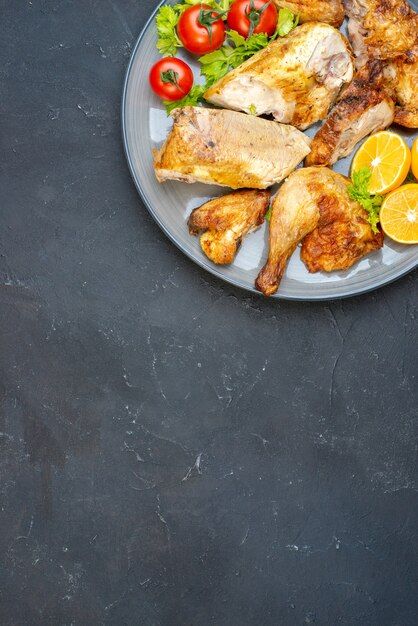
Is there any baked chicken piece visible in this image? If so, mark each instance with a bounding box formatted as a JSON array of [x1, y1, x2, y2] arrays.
[[256, 167, 384, 296], [153, 107, 311, 190], [256, 169, 322, 296], [344, 0, 418, 128], [343, 0, 418, 128], [204, 23, 353, 130], [343, 0, 418, 69], [188, 190, 270, 264], [301, 173, 384, 273], [273, 0, 345, 27], [306, 61, 394, 166], [384, 58, 418, 128]]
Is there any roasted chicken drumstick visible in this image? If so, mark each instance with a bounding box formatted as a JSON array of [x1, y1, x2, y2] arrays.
[[256, 169, 322, 296]]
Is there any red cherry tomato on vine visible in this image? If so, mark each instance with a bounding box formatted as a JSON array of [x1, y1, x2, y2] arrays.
[[149, 57, 194, 101], [227, 0, 278, 38], [177, 4, 226, 55]]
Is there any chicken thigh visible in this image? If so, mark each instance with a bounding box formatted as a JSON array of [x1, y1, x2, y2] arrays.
[[301, 174, 384, 273], [204, 22, 353, 131], [256, 167, 384, 296]]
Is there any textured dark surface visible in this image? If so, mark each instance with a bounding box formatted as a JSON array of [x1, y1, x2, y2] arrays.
[[1, 1, 418, 624]]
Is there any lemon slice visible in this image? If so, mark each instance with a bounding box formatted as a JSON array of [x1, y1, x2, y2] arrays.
[[351, 131, 411, 195], [379, 184, 418, 244]]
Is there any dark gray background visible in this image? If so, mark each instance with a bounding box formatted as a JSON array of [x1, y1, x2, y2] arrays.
[[1, 1, 417, 624]]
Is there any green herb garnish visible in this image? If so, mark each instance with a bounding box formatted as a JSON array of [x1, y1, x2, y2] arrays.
[[199, 30, 270, 86], [348, 168, 383, 234], [156, 5, 183, 56], [275, 7, 299, 37], [174, 0, 233, 15], [248, 103, 257, 115], [163, 84, 207, 114]]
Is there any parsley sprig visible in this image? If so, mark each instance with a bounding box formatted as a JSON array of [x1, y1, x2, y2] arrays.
[[156, 6, 183, 56], [348, 168, 383, 234], [199, 29, 270, 84], [163, 84, 207, 114], [174, 0, 233, 14], [275, 7, 299, 36]]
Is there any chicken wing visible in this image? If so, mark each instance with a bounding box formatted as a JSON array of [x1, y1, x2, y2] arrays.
[[204, 23, 353, 130], [256, 167, 384, 296], [153, 107, 311, 190], [188, 190, 270, 264], [273, 0, 345, 28], [306, 61, 394, 166], [343, 0, 418, 68]]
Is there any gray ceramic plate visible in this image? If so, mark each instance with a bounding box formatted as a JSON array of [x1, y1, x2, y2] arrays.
[[122, 0, 418, 300]]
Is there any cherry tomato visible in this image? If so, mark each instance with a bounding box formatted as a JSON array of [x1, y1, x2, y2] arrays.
[[149, 57, 194, 101], [177, 4, 226, 55], [227, 0, 278, 38]]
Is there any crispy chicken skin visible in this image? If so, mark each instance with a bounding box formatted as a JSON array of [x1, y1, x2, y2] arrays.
[[343, 0, 418, 127], [343, 0, 418, 68], [306, 61, 394, 166], [204, 23, 353, 130], [301, 172, 384, 273], [273, 0, 345, 27], [384, 58, 418, 128], [256, 168, 384, 296], [188, 190, 270, 264], [153, 107, 311, 190]]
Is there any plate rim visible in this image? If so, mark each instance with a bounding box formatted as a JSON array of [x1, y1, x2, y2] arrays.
[[121, 0, 418, 302]]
